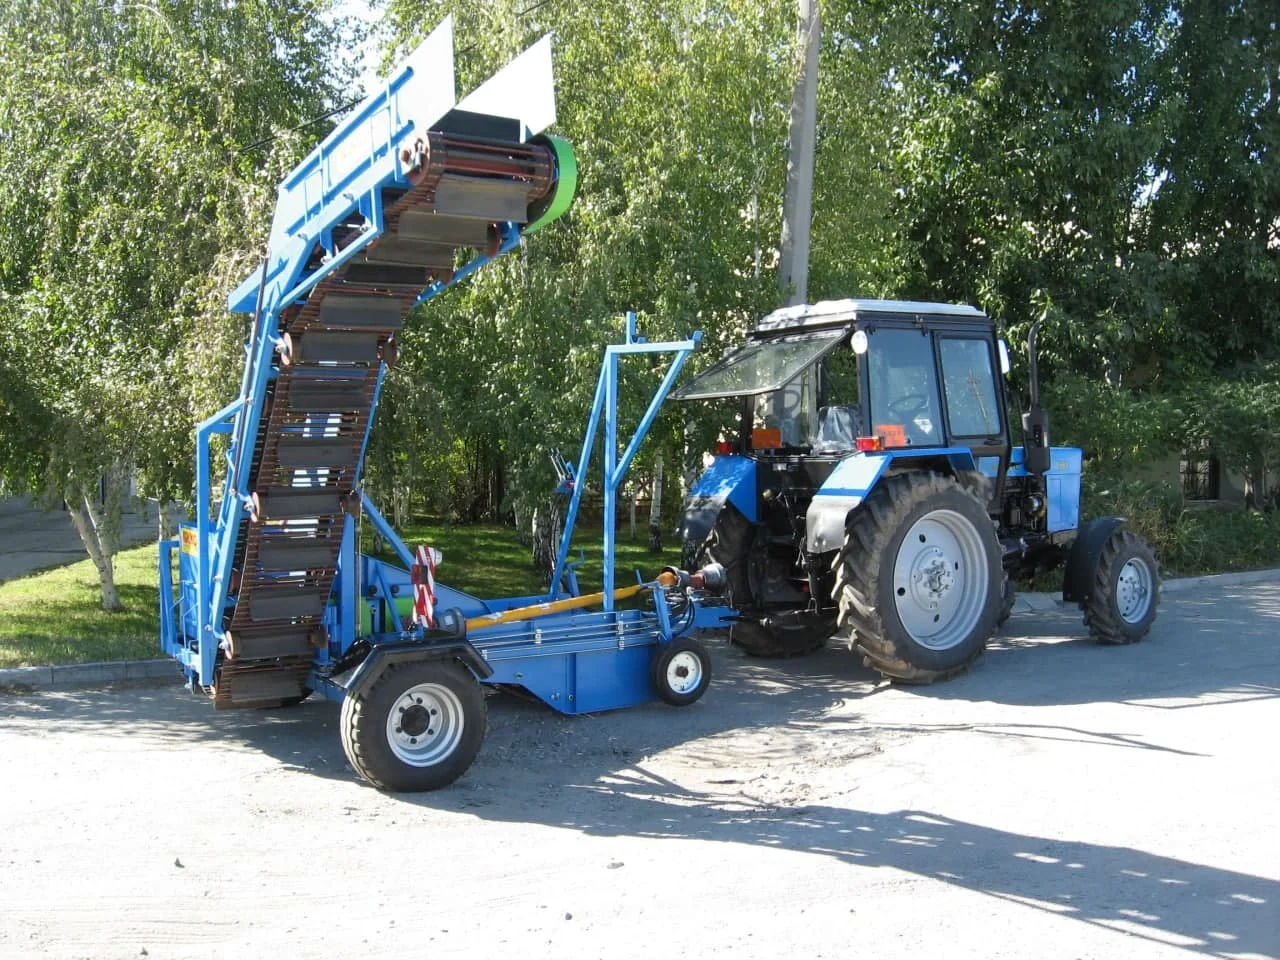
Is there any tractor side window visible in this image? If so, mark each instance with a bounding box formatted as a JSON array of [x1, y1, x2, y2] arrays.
[[821, 342, 860, 405], [939, 338, 1001, 437], [867, 329, 941, 446]]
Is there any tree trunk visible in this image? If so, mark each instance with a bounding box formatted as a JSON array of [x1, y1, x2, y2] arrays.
[[629, 483, 638, 540], [157, 499, 176, 541], [67, 483, 121, 611], [649, 454, 664, 553], [1244, 459, 1266, 511]]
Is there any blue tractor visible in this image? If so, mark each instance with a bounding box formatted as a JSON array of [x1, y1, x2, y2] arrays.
[[674, 299, 1159, 682]]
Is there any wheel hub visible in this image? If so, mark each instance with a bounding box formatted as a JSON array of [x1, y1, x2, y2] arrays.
[[1116, 557, 1153, 623], [892, 508, 989, 651], [665, 651, 703, 695], [909, 549, 955, 608], [386, 681, 464, 767], [398, 703, 432, 739]]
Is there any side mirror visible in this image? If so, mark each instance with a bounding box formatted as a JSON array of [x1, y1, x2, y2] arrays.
[[998, 339, 1011, 375]]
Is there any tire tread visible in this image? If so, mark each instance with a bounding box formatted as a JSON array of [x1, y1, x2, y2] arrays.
[[833, 472, 999, 683]]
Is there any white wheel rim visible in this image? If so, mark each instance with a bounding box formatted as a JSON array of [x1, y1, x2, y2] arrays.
[[664, 650, 704, 695], [385, 681, 465, 767], [892, 508, 989, 651], [1116, 557, 1153, 624]]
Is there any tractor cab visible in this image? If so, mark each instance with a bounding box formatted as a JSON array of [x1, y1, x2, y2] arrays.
[[673, 299, 1013, 505]]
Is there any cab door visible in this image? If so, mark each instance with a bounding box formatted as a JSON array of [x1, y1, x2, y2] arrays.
[[935, 334, 1010, 507]]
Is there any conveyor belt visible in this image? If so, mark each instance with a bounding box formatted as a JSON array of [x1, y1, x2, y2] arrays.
[[214, 132, 556, 708]]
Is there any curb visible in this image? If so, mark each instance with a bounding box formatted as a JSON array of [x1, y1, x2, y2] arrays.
[[2, 568, 1278, 695], [0, 658, 179, 693]]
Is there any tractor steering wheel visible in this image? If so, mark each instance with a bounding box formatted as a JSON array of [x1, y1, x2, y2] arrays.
[[887, 393, 929, 418]]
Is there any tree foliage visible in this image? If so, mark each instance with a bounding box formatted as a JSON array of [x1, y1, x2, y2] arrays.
[[370, 0, 801, 522], [0, 0, 349, 606], [4, 0, 1278, 607]]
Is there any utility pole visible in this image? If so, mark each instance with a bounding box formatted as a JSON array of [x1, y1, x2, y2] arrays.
[[778, 0, 821, 307]]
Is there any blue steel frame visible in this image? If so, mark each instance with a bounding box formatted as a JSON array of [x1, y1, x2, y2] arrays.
[[547, 312, 701, 602], [155, 18, 546, 687]]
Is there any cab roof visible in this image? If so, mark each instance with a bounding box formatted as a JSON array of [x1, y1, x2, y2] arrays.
[[753, 298, 987, 334]]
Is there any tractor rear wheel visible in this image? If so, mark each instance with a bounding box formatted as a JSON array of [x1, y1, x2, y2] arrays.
[[1082, 529, 1159, 644], [834, 473, 1001, 683], [340, 659, 487, 791], [690, 504, 832, 658]]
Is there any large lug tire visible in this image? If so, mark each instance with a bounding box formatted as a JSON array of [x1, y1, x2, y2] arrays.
[[340, 659, 487, 792], [651, 638, 712, 706], [689, 503, 832, 658], [996, 578, 1015, 629], [1082, 529, 1159, 644], [833, 473, 1002, 683]]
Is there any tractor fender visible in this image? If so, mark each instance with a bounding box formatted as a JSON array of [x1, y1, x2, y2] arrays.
[[344, 638, 494, 701], [806, 453, 891, 553], [677, 455, 757, 547], [1061, 516, 1127, 603], [806, 449, 979, 554]]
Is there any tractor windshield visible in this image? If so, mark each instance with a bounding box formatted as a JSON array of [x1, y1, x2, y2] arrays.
[[671, 331, 842, 400]]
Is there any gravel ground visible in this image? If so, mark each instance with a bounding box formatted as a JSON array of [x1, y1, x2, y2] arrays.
[[1, 581, 1277, 960]]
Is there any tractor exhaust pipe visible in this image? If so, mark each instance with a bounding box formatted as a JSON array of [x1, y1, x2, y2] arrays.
[[1021, 321, 1051, 477]]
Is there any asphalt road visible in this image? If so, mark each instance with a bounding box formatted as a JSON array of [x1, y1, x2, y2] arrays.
[[0, 497, 158, 584], [1, 581, 1277, 960]]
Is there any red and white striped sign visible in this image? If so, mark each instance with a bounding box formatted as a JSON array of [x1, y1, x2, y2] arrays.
[[411, 545, 441, 629]]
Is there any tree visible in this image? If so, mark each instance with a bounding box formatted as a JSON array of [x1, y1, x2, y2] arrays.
[[0, 0, 350, 607], [864, 0, 1278, 470], [373, 0, 800, 522]]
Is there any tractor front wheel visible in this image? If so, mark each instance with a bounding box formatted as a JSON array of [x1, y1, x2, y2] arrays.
[[834, 473, 1002, 683], [1082, 529, 1159, 644], [691, 504, 832, 658], [340, 659, 487, 792]]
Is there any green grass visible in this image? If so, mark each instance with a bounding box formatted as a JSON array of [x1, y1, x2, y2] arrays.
[[0, 545, 162, 668], [0, 524, 682, 668], [368, 522, 682, 598]]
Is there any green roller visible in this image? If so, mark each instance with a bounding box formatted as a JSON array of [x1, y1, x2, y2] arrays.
[[525, 133, 578, 234], [360, 596, 416, 636]]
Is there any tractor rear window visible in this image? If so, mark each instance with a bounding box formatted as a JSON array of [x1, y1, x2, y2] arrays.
[[672, 331, 842, 400]]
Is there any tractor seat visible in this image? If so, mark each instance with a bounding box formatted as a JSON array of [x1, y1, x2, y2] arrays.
[[814, 405, 863, 453]]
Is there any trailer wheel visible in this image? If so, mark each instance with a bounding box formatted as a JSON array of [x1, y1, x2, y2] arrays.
[[834, 473, 1001, 683], [1082, 529, 1158, 644], [651, 639, 711, 706], [692, 504, 831, 658], [340, 659, 486, 792]]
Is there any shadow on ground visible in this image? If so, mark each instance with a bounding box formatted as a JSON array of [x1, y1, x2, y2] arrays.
[[4, 585, 1278, 956]]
